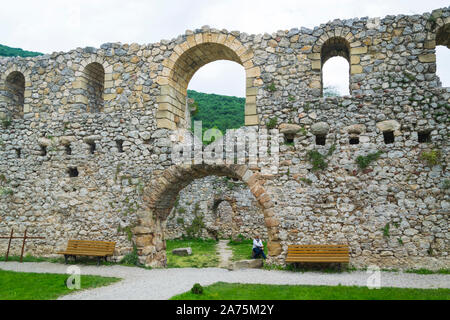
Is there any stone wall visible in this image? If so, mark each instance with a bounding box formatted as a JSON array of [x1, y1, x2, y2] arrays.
[[0, 7, 449, 269]]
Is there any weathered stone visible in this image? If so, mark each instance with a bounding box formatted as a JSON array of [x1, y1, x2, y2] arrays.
[[172, 247, 192, 256], [310, 122, 330, 135], [232, 259, 263, 270]]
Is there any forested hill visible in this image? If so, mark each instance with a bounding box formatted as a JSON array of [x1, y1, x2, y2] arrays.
[[188, 89, 245, 134], [0, 44, 43, 58]]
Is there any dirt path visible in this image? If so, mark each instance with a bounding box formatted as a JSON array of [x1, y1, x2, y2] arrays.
[[217, 239, 233, 269]]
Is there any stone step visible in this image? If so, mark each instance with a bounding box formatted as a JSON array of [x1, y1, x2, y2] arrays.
[[230, 259, 264, 270]]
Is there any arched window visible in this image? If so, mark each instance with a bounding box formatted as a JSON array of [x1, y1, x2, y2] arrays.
[[436, 24, 449, 87], [321, 37, 351, 96], [3, 71, 25, 118], [83, 62, 105, 112], [188, 60, 245, 140]]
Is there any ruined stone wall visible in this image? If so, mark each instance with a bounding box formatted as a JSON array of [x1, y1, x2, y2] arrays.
[[0, 8, 448, 269]]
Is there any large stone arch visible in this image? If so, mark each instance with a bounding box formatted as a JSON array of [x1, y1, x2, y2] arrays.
[[156, 32, 261, 130], [138, 164, 280, 267]]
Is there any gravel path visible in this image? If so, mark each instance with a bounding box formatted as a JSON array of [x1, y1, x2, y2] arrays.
[[217, 240, 232, 268], [1, 262, 449, 300]]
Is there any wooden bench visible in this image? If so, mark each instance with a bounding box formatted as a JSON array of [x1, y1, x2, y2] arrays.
[[286, 245, 349, 269], [57, 240, 116, 266]]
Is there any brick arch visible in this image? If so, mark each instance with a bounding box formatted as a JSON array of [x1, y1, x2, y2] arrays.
[[138, 164, 281, 267], [156, 32, 261, 130], [0, 66, 32, 117], [74, 57, 113, 112], [310, 30, 364, 95]]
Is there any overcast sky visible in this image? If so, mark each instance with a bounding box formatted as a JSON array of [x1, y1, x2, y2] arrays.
[[1, 0, 448, 96]]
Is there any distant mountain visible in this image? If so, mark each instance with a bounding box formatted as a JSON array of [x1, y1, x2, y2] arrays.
[[188, 89, 245, 137], [0, 44, 43, 58]]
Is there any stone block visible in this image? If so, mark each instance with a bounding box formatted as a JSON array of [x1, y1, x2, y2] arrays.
[[172, 247, 192, 256], [232, 259, 263, 270]]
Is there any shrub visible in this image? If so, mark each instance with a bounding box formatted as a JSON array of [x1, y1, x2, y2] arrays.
[[421, 149, 441, 166], [266, 82, 276, 92], [191, 283, 204, 295], [356, 151, 383, 170], [120, 244, 140, 266], [266, 117, 278, 130]]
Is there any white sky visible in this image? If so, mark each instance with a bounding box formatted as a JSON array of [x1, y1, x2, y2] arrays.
[[1, 0, 448, 96]]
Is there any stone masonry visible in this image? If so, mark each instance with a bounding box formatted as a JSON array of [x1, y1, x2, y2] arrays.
[[0, 8, 449, 269]]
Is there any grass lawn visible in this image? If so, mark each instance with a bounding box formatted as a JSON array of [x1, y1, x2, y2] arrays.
[[0, 269, 121, 300], [166, 238, 219, 268], [170, 282, 450, 300], [228, 239, 267, 261]]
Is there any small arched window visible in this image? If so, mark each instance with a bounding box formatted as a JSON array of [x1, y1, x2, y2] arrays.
[[83, 62, 105, 112], [436, 24, 449, 87], [321, 37, 351, 97], [3, 71, 25, 118]]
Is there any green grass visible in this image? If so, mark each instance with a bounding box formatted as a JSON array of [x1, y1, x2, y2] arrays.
[[228, 239, 267, 261], [166, 238, 219, 268], [170, 282, 450, 300], [0, 269, 120, 300]]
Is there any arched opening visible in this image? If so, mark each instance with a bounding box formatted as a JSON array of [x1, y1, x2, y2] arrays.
[[165, 175, 267, 242], [436, 24, 449, 87], [157, 35, 259, 130], [321, 37, 351, 97], [2, 71, 25, 118], [139, 164, 279, 267], [82, 62, 105, 112]]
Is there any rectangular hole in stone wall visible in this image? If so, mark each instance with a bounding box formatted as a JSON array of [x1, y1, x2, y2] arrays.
[[283, 134, 294, 145], [65, 144, 72, 155], [315, 134, 326, 146], [349, 137, 360, 145], [383, 131, 394, 144], [15, 148, 21, 158], [418, 131, 431, 143], [40, 145, 47, 156], [116, 140, 124, 153], [68, 167, 79, 177], [87, 142, 96, 154]]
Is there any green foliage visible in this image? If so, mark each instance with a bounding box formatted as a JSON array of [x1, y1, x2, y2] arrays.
[[397, 238, 404, 245], [266, 82, 277, 92], [1, 117, 12, 129], [0, 44, 43, 58], [166, 238, 219, 268], [443, 179, 450, 190], [170, 282, 450, 300], [421, 149, 441, 166], [188, 90, 245, 138], [0, 269, 119, 300], [382, 223, 390, 238], [308, 145, 335, 172], [120, 243, 141, 266], [191, 283, 204, 295], [356, 151, 383, 170], [266, 117, 278, 129], [0, 188, 13, 196], [299, 177, 312, 185], [185, 204, 205, 238], [288, 95, 295, 101], [176, 217, 185, 225]]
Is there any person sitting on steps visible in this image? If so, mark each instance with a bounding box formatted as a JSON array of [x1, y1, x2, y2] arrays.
[[252, 235, 266, 259]]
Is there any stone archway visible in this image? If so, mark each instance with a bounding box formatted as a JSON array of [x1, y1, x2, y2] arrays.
[[138, 164, 280, 267], [156, 32, 261, 130]]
